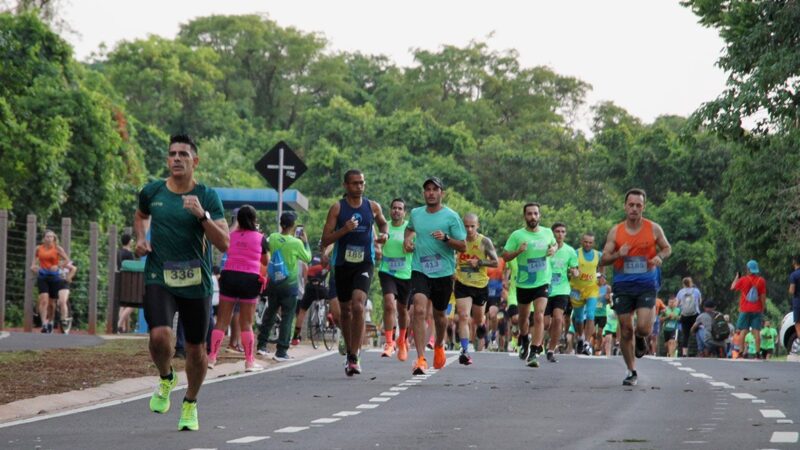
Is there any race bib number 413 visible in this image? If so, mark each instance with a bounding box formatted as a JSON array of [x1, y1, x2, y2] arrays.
[[164, 260, 202, 288]]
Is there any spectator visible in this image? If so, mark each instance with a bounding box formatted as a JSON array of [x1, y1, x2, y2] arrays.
[[30, 230, 70, 334], [731, 260, 767, 358], [677, 277, 702, 357], [759, 319, 777, 360], [650, 297, 666, 355], [788, 255, 800, 355], [691, 300, 726, 358], [724, 314, 735, 358], [117, 233, 137, 333], [661, 295, 680, 357]]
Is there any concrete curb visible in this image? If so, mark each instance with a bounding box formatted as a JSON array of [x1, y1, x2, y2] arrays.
[[0, 344, 331, 425]]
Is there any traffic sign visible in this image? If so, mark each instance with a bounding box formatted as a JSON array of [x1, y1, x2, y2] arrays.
[[254, 141, 307, 192]]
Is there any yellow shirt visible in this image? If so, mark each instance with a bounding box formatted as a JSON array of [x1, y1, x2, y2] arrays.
[[570, 248, 600, 299], [456, 234, 489, 288]]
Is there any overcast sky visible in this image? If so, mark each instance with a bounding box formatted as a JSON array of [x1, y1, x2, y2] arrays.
[[61, 0, 728, 129]]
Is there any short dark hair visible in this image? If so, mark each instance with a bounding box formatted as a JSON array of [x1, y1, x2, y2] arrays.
[[793, 255, 800, 266], [169, 134, 198, 154], [523, 202, 541, 214], [625, 188, 646, 203], [121, 233, 132, 246], [236, 205, 258, 232], [551, 222, 566, 231], [390, 198, 405, 208], [343, 169, 363, 183], [280, 212, 297, 229]]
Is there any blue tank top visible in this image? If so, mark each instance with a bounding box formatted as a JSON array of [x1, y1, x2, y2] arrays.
[[333, 197, 375, 267]]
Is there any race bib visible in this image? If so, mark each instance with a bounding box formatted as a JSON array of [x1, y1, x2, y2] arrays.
[[420, 255, 443, 274], [623, 256, 648, 274], [384, 257, 406, 271], [497, 311, 505, 320], [345, 245, 365, 264], [551, 273, 562, 285], [527, 257, 547, 274], [163, 260, 202, 288]]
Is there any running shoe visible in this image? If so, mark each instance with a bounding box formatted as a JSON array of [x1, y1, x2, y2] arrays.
[[381, 342, 395, 358], [519, 338, 530, 360], [61, 317, 72, 335], [350, 358, 362, 375], [634, 335, 648, 358], [433, 345, 446, 369], [207, 358, 216, 369], [526, 349, 540, 368], [46, 323, 53, 334], [245, 361, 265, 372], [256, 347, 270, 356], [178, 400, 199, 431], [546, 350, 557, 363], [397, 340, 408, 362], [345, 355, 360, 377], [149, 370, 177, 414], [41, 324, 48, 333], [583, 342, 593, 356], [291, 337, 300, 346], [623, 370, 638, 386], [412, 356, 428, 375], [338, 334, 346, 356], [459, 352, 473, 366], [272, 353, 294, 362]]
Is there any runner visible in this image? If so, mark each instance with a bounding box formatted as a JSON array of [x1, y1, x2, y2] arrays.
[[506, 257, 520, 352], [661, 295, 680, 358], [544, 222, 578, 363], [485, 256, 506, 350], [403, 177, 466, 375], [593, 273, 611, 353], [454, 213, 499, 365], [376, 198, 413, 360], [569, 232, 603, 356], [602, 303, 619, 356], [600, 188, 671, 386], [207, 205, 268, 372], [321, 170, 389, 376], [30, 230, 70, 334], [501, 202, 557, 368], [134, 134, 229, 431], [292, 255, 327, 346]]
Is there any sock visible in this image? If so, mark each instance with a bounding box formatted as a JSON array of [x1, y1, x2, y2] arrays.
[[491, 330, 496, 341], [384, 330, 394, 345], [209, 329, 225, 360], [460, 337, 470, 353], [398, 328, 407, 344], [160, 369, 174, 381], [183, 397, 197, 404], [241, 330, 254, 364]]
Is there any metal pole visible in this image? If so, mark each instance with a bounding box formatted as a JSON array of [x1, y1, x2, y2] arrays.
[[106, 225, 117, 334], [277, 146, 284, 228], [88, 222, 98, 335], [0, 211, 7, 331], [61, 217, 71, 258], [23, 214, 36, 332]]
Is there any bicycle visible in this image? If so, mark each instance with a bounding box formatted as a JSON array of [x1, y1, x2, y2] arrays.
[[308, 298, 339, 350]]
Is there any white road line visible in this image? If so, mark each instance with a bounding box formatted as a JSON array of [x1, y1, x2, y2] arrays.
[[398, 383, 415, 386], [731, 393, 757, 400], [761, 410, 786, 419], [390, 387, 408, 391], [332, 411, 361, 417], [752, 400, 766, 404], [310, 418, 341, 424], [690, 373, 712, 379], [227, 436, 270, 444], [275, 426, 309, 433], [356, 404, 380, 409], [380, 392, 400, 396], [678, 367, 695, 372], [777, 419, 794, 424], [770, 431, 799, 443], [0, 331, 9, 339], [404, 379, 423, 383], [709, 381, 735, 389], [369, 397, 390, 402]]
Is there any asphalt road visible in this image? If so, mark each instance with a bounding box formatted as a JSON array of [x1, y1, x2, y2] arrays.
[[0, 331, 104, 352], [1, 350, 798, 449]]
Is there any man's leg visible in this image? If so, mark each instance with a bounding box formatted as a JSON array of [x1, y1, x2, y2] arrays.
[[149, 326, 174, 377], [411, 294, 430, 359], [383, 292, 396, 352], [433, 309, 447, 347], [547, 308, 564, 352], [456, 297, 472, 353], [276, 292, 298, 356], [347, 290, 367, 356], [257, 295, 281, 350], [634, 306, 655, 356], [531, 297, 548, 348], [184, 342, 207, 400], [618, 312, 635, 370]]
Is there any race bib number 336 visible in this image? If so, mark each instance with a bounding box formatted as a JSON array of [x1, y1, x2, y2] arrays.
[[164, 260, 203, 288]]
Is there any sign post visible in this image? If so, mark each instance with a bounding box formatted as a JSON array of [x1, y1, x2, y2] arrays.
[[254, 141, 307, 226]]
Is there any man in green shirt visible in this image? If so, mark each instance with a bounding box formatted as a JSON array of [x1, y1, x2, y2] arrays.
[[759, 319, 777, 359], [544, 222, 579, 363], [134, 134, 229, 431], [257, 212, 312, 360], [502, 202, 557, 368]]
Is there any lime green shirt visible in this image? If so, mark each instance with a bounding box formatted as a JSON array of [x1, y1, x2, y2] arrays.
[[760, 327, 777, 350], [549, 243, 578, 296], [507, 258, 518, 306], [379, 221, 412, 280], [603, 304, 618, 333], [503, 227, 556, 289], [745, 333, 756, 354], [268, 232, 312, 286]]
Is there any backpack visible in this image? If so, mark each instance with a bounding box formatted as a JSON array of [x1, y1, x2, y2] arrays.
[[746, 285, 759, 303], [680, 289, 697, 316], [710, 312, 730, 341], [267, 249, 289, 285]]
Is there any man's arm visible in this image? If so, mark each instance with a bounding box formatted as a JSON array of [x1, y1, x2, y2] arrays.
[[321, 202, 354, 248], [475, 236, 499, 268], [371, 200, 389, 244], [134, 209, 152, 257], [203, 218, 230, 253], [651, 222, 672, 267], [789, 279, 796, 296], [600, 226, 618, 266]]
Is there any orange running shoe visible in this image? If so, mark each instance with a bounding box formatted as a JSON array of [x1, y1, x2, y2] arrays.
[[381, 342, 395, 358], [412, 356, 428, 375], [397, 340, 408, 362], [433, 345, 446, 369]]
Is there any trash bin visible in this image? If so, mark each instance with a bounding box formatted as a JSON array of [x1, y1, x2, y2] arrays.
[[115, 259, 148, 333]]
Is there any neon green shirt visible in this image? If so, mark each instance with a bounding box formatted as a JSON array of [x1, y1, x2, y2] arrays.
[[379, 221, 412, 280], [760, 327, 777, 350], [745, 333, 757, 354], [503, 227, 556, 289], [549, 243, 578, 296], [507, 258, 518, 306]]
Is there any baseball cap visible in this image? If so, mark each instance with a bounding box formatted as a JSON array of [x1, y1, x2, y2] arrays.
[[746, 259, 760, 274], [423, 177, 444, 190]]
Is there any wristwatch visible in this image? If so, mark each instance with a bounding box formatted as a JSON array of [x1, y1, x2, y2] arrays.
[[442, 234, 450, 243], [199, 210, 211, 223]]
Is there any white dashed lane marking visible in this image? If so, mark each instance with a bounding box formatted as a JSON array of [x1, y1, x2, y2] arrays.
[[690, 373, 712, 379], [678, 367, 695, 372], [770, 431, 799, 443], [310, 418, 341, 424], [777, 419, 794, 424], [369, 397, 390, 402], [731, 393, 757, 400], [333, 411, 361, 417], [227, 436, 270, 444], [761, 410, 786, 419], [275, 426, 309, 433], [380, 391, 400, 396], [356, 403, 380, 409]]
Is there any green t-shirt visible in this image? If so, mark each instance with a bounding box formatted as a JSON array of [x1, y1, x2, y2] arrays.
[[408, 206, 466, 278], [760, 327, 777, 350], [138, 180, 224, 299], [745, 333, 756, 354], [379, 221, 412, 280], [503, 227, 556, 289], [507, 258, 518, 306], [603, 304, 618, 332], [268, 232, 312, 286], [549, 243, 578, 296], [662, 306, 681, 331]]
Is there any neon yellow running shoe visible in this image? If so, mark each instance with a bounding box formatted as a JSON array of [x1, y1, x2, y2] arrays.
[[149, 370, 177, 413], [178, 400, 199, 431]]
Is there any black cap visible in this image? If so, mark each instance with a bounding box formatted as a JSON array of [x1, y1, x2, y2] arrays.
[[703, 299, 716, 309], [280, 212, 297, 228], [423, 177, 444, 190]]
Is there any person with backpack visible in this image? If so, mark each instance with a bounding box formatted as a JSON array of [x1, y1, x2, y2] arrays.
[[676, 277, 701, 357], [731, 260, 768, 358], [691, 300, 728, 357], [256, 212, 312, 361]]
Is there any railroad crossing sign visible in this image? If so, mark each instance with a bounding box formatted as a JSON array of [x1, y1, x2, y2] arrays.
[[254, 141, 307, 192]]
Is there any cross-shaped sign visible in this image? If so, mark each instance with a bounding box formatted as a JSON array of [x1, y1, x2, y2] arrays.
[[254, 141, 307, 192]]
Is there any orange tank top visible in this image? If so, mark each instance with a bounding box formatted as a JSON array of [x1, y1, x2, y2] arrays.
[[37, 244, 60, 269], [612, 219, 657, 273]]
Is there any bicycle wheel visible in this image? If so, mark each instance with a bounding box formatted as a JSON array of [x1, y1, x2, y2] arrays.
[[323, 324, 338, 351], [309, 302, 322, 349]]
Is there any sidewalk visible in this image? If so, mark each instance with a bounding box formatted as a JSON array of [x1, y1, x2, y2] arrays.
[[0, 339, 330, 425]]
